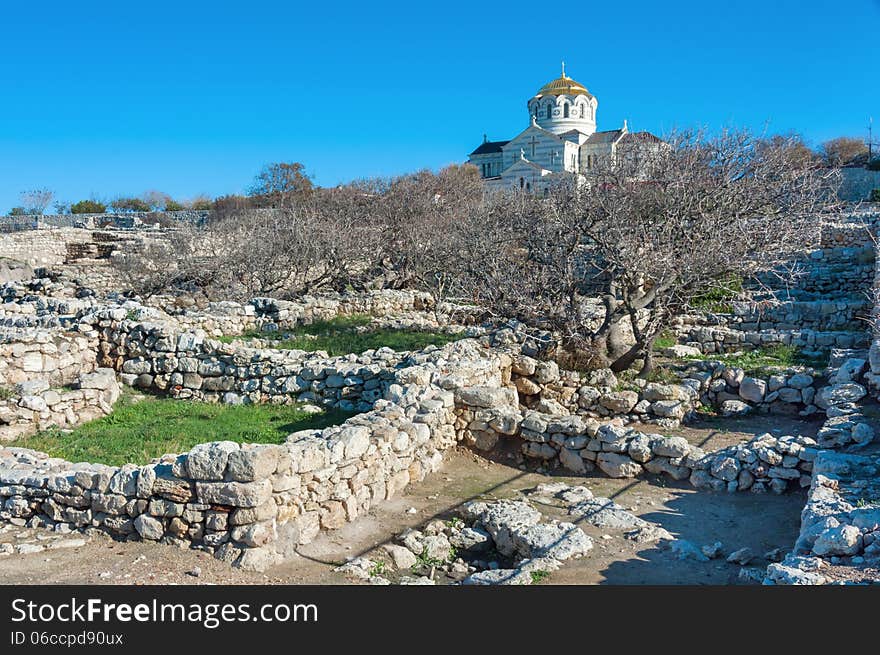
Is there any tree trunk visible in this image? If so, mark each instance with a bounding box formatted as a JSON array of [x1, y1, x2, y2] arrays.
[[638, 337, 656, 378], [608, 339, 646, 373], [606, 316, 634, 361]]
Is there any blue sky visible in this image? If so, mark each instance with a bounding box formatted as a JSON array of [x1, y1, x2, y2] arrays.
[[1, 0, 878, 213]]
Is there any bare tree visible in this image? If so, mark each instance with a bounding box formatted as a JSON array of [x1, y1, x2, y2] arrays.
[[20, 189, 55, 215], [141, 190, 173, 211], [115, 189, 382, 302], [248, 162, 313, 208], [362, 164, 483, 295], [458, 129, 837, 373]]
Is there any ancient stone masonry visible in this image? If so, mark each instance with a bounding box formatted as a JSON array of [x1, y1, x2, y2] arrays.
[[102, 316, 406, 412], [0, 210, 209, 234], [158, 290, 450, 339], [0, 340, 497, 572], [2, 213, 880, 581], [1, 277, 874, 575], [764, 451, 880, 584], [0, 370, 120, 441], [674, 209, 879, 356]]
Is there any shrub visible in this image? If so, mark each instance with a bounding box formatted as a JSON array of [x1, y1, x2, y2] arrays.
[[70, 199, 107, 214], [189, 195, 213, 210], [870, 189, 880, 203], [111, 197, 151, 212], [7, 207, 29, 216], [164, 199, 185, 211]]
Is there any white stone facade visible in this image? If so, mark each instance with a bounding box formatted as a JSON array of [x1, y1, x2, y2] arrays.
[[468, 66, 661, 193]]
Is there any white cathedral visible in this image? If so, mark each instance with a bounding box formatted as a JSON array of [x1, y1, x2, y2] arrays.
[[468, 64, 662, 193]]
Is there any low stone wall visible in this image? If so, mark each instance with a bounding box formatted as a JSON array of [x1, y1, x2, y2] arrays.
[[672, 210, 878, 355], [764, 451, 880, 584], [0, 341, 499, 571], [689, 362, 821, 417], [161, 290, 439, 338], [0, 330, 98, 389], [677, 324, 869, 355], [1, 275, 877, 578], [495, 351, 824, 424], [89, 310, 405, 413], [0, 211, 208, 233], [0, 369, 120, 441]]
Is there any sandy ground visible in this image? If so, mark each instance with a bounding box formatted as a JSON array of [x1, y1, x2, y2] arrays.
[[0, 414, 814, 586]]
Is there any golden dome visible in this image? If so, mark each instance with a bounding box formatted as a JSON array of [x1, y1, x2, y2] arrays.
[[535, 63, 592, 98]]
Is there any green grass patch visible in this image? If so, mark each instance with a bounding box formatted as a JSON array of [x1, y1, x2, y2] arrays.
[[0, 386, 14, 401], [688, 344, 828, 375], [220, 314, 461, 356], [691, 274, 743, 314], [652, 331, 678, 352], [8, 393, 354, 467], [530, 570, 551, 584]]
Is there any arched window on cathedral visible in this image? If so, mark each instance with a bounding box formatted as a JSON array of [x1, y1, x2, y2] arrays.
[[580, 104, 587, 118], [563, 103, 569, 118], [526, 182, 531, 192], [519, 177, 525, 189], [546, 104, 552, 119]]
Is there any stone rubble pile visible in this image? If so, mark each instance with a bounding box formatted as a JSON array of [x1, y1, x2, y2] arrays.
[[336, 494, 594, 586]]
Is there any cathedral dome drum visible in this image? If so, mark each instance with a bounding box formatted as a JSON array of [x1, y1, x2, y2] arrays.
[[528, 63, 597, 135]]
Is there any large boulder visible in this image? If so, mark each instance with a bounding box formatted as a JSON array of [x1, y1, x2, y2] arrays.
[[663, 345, 702, 358], [812, 524, 862, 557], [815, 383, 867, 409], [720, 400, 752, 417], [596, 452, 643, 478], [186, 441, 240, 480], [467, 500, 542, 557], [831, 358, 867, 385], [455, 386, 518, 409], [511, 522, 593, 560], [567, 497, 648, 529], [599, 391, 639, 414], [738, 377, 766, 403]]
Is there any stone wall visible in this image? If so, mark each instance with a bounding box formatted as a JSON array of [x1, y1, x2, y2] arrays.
[[95, 312, 405, 413], [676, 324, 869, 355], [161, 290, 438, 338], [838, 169, 880, 203], [0, 211, 208, 233], [764, 451, 880, 584], [0, 340, 499, 571], [0, 369, 120, 441], [673, 210, 878, 355], [0, 228, 96, 268], [1, 269, 877, 577], [0, 330, 98, 389]]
